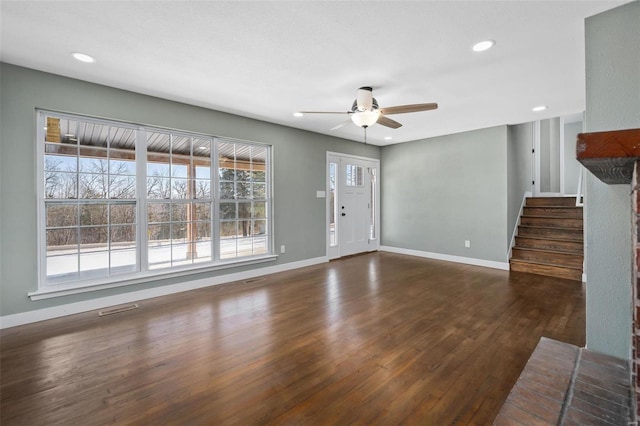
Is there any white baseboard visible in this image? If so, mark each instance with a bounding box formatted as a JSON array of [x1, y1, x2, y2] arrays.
[[0, 256, 328, 329], [380, 246, 509, 271]]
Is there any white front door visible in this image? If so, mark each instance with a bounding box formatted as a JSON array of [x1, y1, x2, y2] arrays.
[[327, 153, 379, 259]]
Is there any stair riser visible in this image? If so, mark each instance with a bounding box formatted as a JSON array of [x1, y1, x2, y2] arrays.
[[520, 217, 583, 229], [515, 237, 583, 253], [510, 260, 582, 281], [511, 248, 583, 268], [518, 226, 583, 241], [526, 197, 577, 207], [523, 207, 583, 218]]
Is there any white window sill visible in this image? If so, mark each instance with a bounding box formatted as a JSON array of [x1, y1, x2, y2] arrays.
[[28, 255, 278, 300]]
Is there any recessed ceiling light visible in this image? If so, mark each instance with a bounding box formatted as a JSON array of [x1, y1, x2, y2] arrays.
[[472, 40, 495, 52], [293, 112, 304, 117], [532, 105, 547, 112], [71, 52, 96, 63], [384, 136, 393, 140]]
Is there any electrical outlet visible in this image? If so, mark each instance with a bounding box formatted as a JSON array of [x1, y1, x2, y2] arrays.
[[280, 245, 286, 254], [465, 240, 471, 248]]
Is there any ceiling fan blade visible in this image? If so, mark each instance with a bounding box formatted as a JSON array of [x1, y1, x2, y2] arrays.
[[379, 103, 438, 115], [330, 120, 352, 131], [298, 111, 351, 115], [377, 115, 402, 129]]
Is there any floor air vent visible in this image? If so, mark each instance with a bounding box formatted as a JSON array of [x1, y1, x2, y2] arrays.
[[99, 304, 139, 316]]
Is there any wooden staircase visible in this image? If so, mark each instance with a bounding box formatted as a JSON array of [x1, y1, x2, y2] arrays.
[[510, 197, 584, 281]]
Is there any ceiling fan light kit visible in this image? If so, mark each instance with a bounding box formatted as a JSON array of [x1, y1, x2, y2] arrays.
[[300, 86, 438, 139], [351, 109, 380, 128]]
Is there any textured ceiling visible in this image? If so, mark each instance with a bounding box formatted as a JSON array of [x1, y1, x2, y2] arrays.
[[0, 1, 627, 146]]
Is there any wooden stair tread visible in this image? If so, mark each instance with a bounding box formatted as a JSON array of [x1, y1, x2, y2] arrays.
[[516, 235, 583, 244], [518, 225, 584, 238], [521, 215, 583, 219], [509, 258, 582, 271], [512, 246, 584, 256]]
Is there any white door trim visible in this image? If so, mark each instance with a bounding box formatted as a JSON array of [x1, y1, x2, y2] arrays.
[[326, 152, 380, 259]]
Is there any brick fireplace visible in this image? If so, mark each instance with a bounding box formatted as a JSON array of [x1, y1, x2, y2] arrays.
[[577, 128, 640, 418]]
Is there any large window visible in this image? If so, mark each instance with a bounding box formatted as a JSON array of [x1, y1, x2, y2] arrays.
[[38, 111, 272, 290]]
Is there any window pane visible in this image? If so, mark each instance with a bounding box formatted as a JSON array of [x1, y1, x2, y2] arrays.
[[110, 204, 136, 225], [194, 202, 211, 221], [171, 178, 188, 199], [79, 250, 109, 279], [45, 171, 77, 199], [47, 254, 78, 283], [45, 154, 77, 172], [79, 173, 108, 199], [171, 164, 188, 178], [148, 224, 171, 243], [171, 203, 188, 222], [253, 219, 267, 235], [220, 221, 237, 259], [195, 165, 210, 179], [110, 225, 136, 245], [47, 228, 78, 249], [47, 204, 78, 227], [171, 222, 188, 241], [79, 149, 108, 173], [109, 126, 136, 151], [193, 138, 211, 158], [219, 167, 235, 181], [195, 221, 211, 240], [110, 175, 136, 199], [148, 245, 171, 270], [220, 182, 234, 199], [110, 248, 136, 274], [148, 203, 170, 223], [80, 204, 108, 226], [148, 162, 170, 178], [80, 226, 108, 246], [194, 179, 210, 199], [220, 202, 236, 220], [236, 182, 250, 199], [238, 202, 251, 220], [147, 177, 171, 199], [109, 157, 136, 175], [253, 202, 266, 219], [172, 136, 191, 156], [78, 121, 108, 148], [253, 183, 266, 199]]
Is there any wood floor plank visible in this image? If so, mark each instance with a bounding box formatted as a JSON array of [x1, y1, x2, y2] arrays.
[[0, 252, 585, 425]]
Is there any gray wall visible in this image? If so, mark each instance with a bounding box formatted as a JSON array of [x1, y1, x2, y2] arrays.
[[539, 118, 561, 193], [0, 63, 380, 317], [380, 126, 508, 263], [507, 123, 533, 247], [584, 0, 640, 359], [563, 121, 583, 195]]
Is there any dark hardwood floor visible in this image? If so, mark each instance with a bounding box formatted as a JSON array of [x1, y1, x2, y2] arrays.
[[0, 252, 585, 425]]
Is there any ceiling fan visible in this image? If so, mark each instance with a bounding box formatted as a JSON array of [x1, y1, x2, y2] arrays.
[[299, 86, 438, 130]]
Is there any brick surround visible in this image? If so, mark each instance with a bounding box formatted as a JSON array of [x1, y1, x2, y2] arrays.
[[633, 161, 640, 419]]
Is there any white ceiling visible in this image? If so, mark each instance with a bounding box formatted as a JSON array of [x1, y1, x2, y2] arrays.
[[0, 1, 627, 146]]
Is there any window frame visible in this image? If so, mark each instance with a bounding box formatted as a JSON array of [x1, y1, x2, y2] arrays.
[[34, 110, 275, 299]]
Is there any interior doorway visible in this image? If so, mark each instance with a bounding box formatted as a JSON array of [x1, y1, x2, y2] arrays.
[[327, 152, 380, 259], [532, 114, 584, 197]]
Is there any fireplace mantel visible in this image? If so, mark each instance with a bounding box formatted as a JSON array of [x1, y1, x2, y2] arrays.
[[576, 129, 640, 184]]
